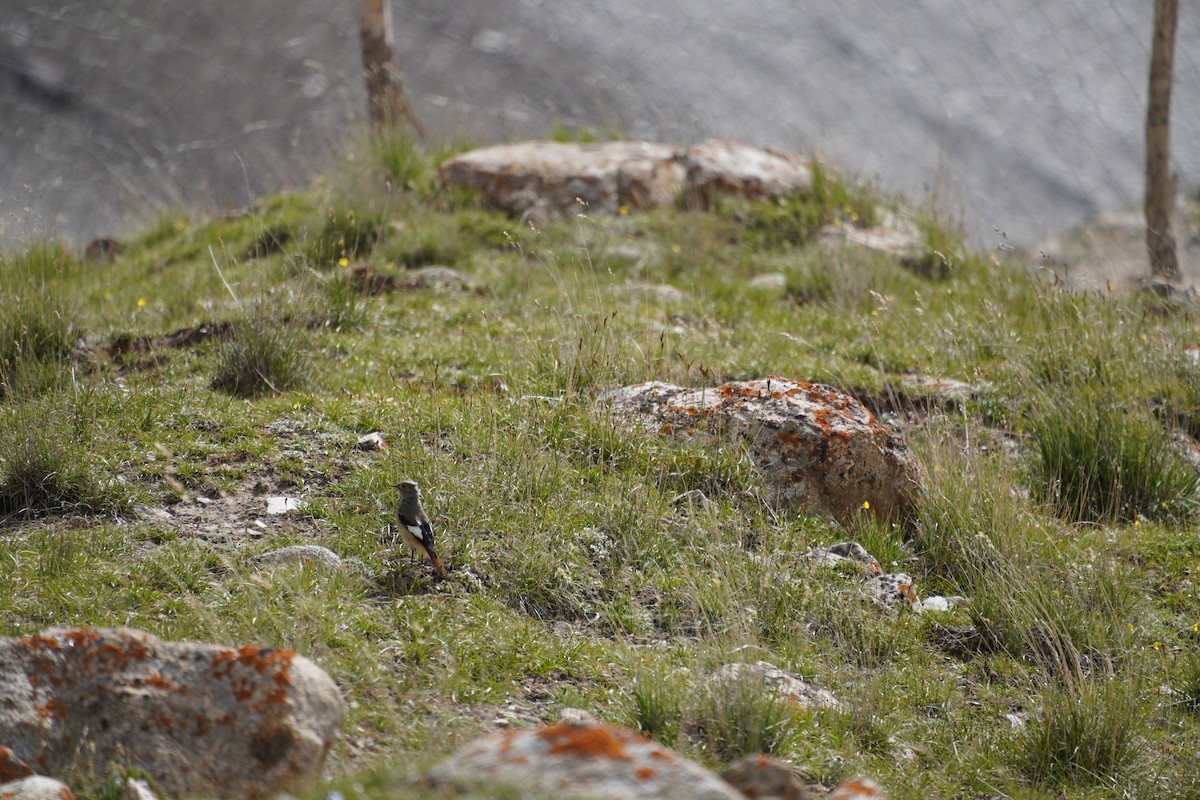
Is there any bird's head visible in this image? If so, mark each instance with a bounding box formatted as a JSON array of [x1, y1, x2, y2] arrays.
[[394, 479, 421, 500]]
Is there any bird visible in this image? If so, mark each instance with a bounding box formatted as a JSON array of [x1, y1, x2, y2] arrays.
[[393, 479, 448, 578]]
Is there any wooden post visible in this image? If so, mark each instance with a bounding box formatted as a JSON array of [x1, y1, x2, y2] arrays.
[[1145, 0, 1180, 280], [359, 0, 427, 138]]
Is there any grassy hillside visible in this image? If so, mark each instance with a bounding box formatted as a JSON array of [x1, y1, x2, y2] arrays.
[[2, 133, 1199, 799]]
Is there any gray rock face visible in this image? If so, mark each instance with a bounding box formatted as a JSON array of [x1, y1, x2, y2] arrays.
[[0, 628, 346, 799], [603, 377, 922, 527], [428, 721, 745, 800]]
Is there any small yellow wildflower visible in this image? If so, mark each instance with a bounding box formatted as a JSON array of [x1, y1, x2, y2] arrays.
[[618, 205, 630, 216], [338, 257, 350, 268], [1193, 623, 1198, 633], [1153, 641, 1161, 651], [385, 261, 395, 270], [862, 500, 870, 510], [671, 244, 682, 254], [102, 290, 111, 301], [292, 402, 300, 410], [137, 298, 146, 308]]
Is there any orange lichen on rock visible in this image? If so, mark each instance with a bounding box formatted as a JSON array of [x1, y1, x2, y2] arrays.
[[536, 723, 634, 761], [35, 699, 67, 721], [18, 635, 62, 652], [0, 746, 34, 782], [830, 776, 888, 800], [65, 629, 100, 649], [82, 638, 149, 672], [211, 646, 295, 680], [142, 674, 182, 693], [210, 646, 296, 708]]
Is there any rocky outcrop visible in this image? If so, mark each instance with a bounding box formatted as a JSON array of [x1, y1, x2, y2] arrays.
[[427, 721, 745, 800], [0, 628, 346, 799], [602, 377, 922, 527], [438, 139, 814, 222]]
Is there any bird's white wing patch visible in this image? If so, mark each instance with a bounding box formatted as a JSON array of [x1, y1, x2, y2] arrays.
[[405, 523, 428, 542]]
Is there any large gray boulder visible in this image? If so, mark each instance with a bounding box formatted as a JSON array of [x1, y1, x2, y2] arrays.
[[0, 628, 346, 799], [603, 377, 921, 527], [427, 721, 745, 800]]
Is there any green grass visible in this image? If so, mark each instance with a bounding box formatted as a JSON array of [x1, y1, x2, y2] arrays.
[[0, 245, 80, 398], [0, 132, 1198, 799], [210, 308, 315, 398], [1021, 672, 1147, 790], [1028, 388, 1199, 523]]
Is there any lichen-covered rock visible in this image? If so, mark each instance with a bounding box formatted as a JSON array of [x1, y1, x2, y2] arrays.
[[829, 776, 888, 800], [862, 573, 920, 611], [0, 628, 346, 799], [438, 139, 816, 223], [437, 140, 684, 222], [0, 776, 75, 800], [427, 721, 744, 800], [682, 139, 812, 208], [602, 377, 922, 527], [0, 749, 32, 784]]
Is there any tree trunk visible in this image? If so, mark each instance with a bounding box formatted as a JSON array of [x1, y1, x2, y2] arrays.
[[359, 0, 427, 138], [1145, 0, 1180, 280]]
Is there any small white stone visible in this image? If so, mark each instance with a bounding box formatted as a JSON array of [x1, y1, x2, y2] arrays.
[[355, 432, 387, 451], [123, 777, 159, 800], [266, 496, 301, 515]]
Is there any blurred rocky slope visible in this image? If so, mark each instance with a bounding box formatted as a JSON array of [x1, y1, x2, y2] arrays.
[[2, 1, 1198, 253]]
